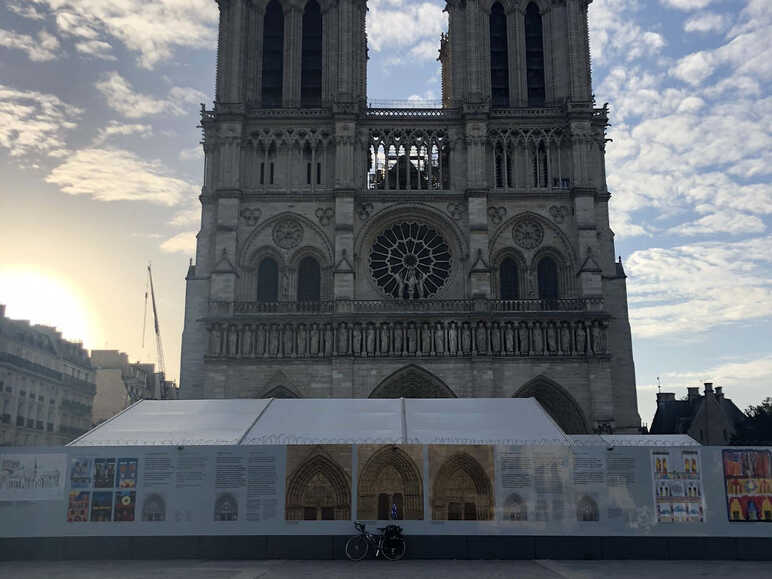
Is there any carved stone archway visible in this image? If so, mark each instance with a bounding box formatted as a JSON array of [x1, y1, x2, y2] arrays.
[[262, 385, 300, 398], [369, 365, 456, 398], [432, 452, 493, 520], [286, 452, 350, 521], [513, 376, 589, 434], [358, 446, 423, 520]]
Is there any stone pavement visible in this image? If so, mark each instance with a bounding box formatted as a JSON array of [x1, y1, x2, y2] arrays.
[[0, 559, 770, 579]]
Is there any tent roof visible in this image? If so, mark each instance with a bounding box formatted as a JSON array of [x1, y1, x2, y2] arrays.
[[70, 399, 699, 447]]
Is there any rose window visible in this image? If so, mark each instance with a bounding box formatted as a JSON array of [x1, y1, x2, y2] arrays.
[[369, 222, 452, 299]]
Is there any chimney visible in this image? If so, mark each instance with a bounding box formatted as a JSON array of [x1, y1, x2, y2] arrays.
[[657, 392, 675, 406], [704, 382, 714, 396], [715, 386, 723, 399], [687, 387, 700, 402]]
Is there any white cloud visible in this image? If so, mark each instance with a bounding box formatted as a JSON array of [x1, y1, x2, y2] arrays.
[[29, 0, 218, 68], [161, 231, 197, 254], [669, 210, 766, 236], [0, 84, 81, 158], [684, 12, 728, 33], [409, 40, 440, 61], [95, 72, 206, 118], [7, 2, 46, 20], [74, 39, 116, 60], [178, 146, 203, 162], [590, 0, 666, 65], [169, 196, 201, 227], [626, 236, 772, 338], [46, 148, 196, 206], [660, 0, 714, 10], [92, 122, 152, 145], [367, 0, 445, 53], [0, 28, 60, 62]]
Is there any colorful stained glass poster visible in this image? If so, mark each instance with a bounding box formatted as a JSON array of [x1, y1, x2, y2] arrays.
[[93, 458, 116, 488], [90, 491, 113, 522], [69, 458, 91, 489], [66, 491, 90, 522], [117, 458, 138, 488], [114, 491, 136, 521], [651, 449, 704, 523], [723, 449, 772, 522]]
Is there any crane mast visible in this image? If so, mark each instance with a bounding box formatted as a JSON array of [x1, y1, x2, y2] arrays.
[[147, 264, 167, 398]]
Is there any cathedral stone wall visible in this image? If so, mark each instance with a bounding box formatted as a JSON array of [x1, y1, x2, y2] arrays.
[[180, 0, 641, 434]]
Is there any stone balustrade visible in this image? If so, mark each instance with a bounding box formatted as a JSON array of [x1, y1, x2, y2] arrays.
[[206, 317, 608, 360]]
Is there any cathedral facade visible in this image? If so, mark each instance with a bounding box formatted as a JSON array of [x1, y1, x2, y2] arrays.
[[180, 0, 641, 434]]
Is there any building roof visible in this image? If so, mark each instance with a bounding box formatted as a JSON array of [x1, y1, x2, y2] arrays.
[[651, 391, 745, 435], [69, 398, 698, 447]]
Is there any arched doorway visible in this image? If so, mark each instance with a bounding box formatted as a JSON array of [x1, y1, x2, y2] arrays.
[[432, 452, 493, 521], [513, 376, 589, 434], [358, 446, 423, 520], [285, 453, 350, 521], [369, 365, 456, 398], [262, 385, 300, 399]]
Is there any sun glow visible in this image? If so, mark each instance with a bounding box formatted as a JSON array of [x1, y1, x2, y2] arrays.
[[0, 268, 100, 349]]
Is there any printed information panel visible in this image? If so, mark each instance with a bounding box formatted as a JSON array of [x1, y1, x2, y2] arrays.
[[0, 445, 770, 537]]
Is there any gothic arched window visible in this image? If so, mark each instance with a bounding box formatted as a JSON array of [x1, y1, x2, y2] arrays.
[[499, 257, 519, 300], [297, 256, 321, 302], [262, 0, 284, 108], [489, 2, 509, 107], [257, 257, 279, 302], [525, 3, 545, 106], [301, 0, 323, 107], [537, 256, 559, 301]]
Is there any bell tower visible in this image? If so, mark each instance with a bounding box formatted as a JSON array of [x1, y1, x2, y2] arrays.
[[181, 0, 641, 434]]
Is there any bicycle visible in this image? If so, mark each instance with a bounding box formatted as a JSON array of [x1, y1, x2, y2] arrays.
[[345, 521, 406, 561]]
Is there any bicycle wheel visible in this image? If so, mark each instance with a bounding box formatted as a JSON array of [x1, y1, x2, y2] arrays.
[[345, 535, 369, 561], [382, 537, 406, 561]]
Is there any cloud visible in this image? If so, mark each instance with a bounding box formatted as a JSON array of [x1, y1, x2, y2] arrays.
[[660, 0, 714, 9], [74, 40, 116, 60], [626, 236, 772, 338], [669, 210, 766, 236], [6, 2, 46, 20], [46, 148, 196, 206], [178, 146, 203, 162], [367, 0, 445, 53], [92, 122, 152, 145], [684, 12, 728, 33], [161, 231, 197, 254], [0, 84, 81, 158], [29, 0, 218, 68], [589, 0, 666, 65], [95, 72, 206, 118], [0, 28, 60, 62], [409, 40, 440, 61]]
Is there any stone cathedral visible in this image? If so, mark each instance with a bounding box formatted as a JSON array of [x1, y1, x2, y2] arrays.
[[180, 0, 641, 435]]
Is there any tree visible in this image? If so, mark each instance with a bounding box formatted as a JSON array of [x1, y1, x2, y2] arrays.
[[733, 397, 772, 444]]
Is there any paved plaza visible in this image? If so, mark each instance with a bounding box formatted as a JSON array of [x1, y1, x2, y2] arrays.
[[0, 559, 770, 579]]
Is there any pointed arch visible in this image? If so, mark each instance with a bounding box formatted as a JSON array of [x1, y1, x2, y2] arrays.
[[286, 451, 350, 520], [358, 446, 423, 520], [369, 365, 456, 399], [513, 376, 589, 434], [432, 452, 493, 520], [262, 385, 300, 399]]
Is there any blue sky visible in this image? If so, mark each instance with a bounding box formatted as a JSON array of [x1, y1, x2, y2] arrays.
[[0, 0, 769, 425]]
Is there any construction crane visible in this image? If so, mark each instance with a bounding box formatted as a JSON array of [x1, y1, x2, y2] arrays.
[[143, 263, 168, 399]]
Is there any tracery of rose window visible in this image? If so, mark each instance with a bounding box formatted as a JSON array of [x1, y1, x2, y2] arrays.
[[369, 222, 452, 299]]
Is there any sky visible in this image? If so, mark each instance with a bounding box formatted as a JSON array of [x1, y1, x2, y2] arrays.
[[0, 0, 769, 426]]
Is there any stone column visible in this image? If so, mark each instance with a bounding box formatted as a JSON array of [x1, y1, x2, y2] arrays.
[[247, 2, 265, 105], [283, 2, 302, 108], [567, 0, 592, 101], [506, 4, 521, 107]]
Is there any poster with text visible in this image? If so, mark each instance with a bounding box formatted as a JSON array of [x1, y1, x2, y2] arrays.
[[0, 453, 66, 501], [723, 449, 772, 522], [651, 449, 704, 523]]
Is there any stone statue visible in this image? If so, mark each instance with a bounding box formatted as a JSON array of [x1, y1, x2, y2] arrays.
[[336, 322, 349, 355], [283, 323, 294, 357], [310, 323, 320, 356], [297, 324, 307, 356], [461, 322, 472, 354], [504, 323, 515, 354], [228, 325, 238, 357], [517, 322, 529, 354], [575, 323, 586, 354], [324, 323, 333, 356], [560, 323, 571, 354], [491, 322, 501, 354], [475, 321, 488, 354], [421, 322, 432, 355], [448, 321, 458, 355], [281, 272, 289, 299], [532, 322, 543, 354], [255, 324, 266, 357], [406, 322, 417, 354], [352, 323, 362, 356], [366, 323, 376, 356], [546, 323, 557, 354], [211, 325, 223, 356], [241, 325, 253, 357], [393, 322, 403, 356], [434, 322, 445, 355], [591, 323, 602, 354], [269, 324, 280, 356], [380, 323, 390, 355]]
